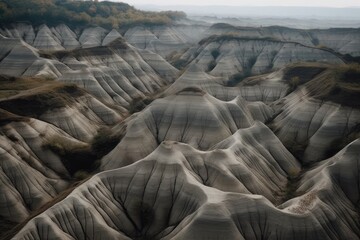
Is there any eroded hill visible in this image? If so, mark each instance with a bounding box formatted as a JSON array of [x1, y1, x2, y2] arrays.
[[1, 5, 360, 239]]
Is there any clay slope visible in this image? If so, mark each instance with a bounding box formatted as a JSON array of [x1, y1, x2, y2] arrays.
[[0, 111, 79, 224], [177, 35, 344, 78], [207, 23, 360, 57], [0, 23, 206, 58], [0, 36, 69, 77], [56, 38, 178, 108], [11, 132, 360, 240], [0, 79, 122, 141], [165, 64, 291, 103], [124, 25, 207, 57], [0, 79, 125, 229], [0, 32, 179, 109], [101, 88, 273, 169], [0, 24, 120, 50], [270, 64, 360, 163]]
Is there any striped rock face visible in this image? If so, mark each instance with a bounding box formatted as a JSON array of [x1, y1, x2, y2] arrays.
[[1, 22, 360, 240]]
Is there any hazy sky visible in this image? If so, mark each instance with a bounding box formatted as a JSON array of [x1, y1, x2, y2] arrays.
[[112, 0, 360, 8]]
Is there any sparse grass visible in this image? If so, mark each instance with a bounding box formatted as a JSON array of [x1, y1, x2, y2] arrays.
[[211, 49, 220, 59], [306, 63, 360, 108], [324, 123, 360, 158], [43, 137, 96, 176], [207, 60, 217, 72], [172, 59, 188, 70], [91, 126, 125, 158], [199, 34, 281, 45], [43, 125, 125, 178], [0, 75, 50, 98], [0, 109, 28, 127], [284, 64, 327, 85], [226, 72, 250, 87], [0, 81, 85, 118], [128, 96, 154, 114]]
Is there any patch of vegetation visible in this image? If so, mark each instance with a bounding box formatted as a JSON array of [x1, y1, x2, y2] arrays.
[[91, 126, 125, 158], [211, 49, 220, 59], [172, 59, 188, 70], [283, 174, 300, 202], [324, 123, 360, 159], [43, 126, 124, 179], [0, 0, 186, 30], [226, 72, 250, 87], [0, 83, 85, 118], [284, 65, 326, 84], [44, 137, 96, 177], [199, 34, 281, 45], [286, 140, 309, 162], [207, 60, 217, 72], [0, 109, 28, 127], [307, 63, 360, 108], [0, 75, 50, 99], [128, 96, 154, 114]]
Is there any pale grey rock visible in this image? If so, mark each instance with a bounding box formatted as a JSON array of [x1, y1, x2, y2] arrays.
[[271, 86, 360, 163], [58, 43, 178, 108], [180, 38, 344, 78], [207, 24, 360, 56], [33, 25, 64, 51], [0, 118, 84, 223], [165, 64, 289, 103], [13, 139, 360, 240], [102, 29, 122, 46], [0, 38, 39, 76], [101, 90, 273, 169], [51, 24, 80, 50], [39, 95, 122, 141], [79, 27, 107, 48]]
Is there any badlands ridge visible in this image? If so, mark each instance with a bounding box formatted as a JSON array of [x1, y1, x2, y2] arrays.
[[0, 17, 360, 240]]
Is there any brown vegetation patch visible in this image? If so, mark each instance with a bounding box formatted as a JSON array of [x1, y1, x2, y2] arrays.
[[305, 64, 360, 108], [0, 82, 85, 118]]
